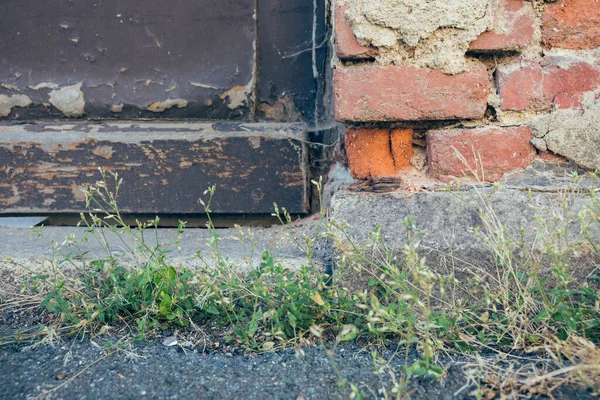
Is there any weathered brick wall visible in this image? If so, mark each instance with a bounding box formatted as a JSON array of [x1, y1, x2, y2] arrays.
[[333, 0, 600, 182]]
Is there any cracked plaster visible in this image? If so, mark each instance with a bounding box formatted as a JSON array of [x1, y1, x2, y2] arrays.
[[344, 0, 494, 74]]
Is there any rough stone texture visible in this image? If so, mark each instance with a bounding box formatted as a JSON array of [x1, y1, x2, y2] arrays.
[[345, 129, 397, 179], [334, 2, 378, 60], [334, 64, 489, 122], [469, 0, 534, 52], [528, 100, 600, 171], [542, 0, 600, 50], [427, 126, 537, 182], [497, 57, 600, 111], [500, 160, 595, 192], [355, 0, 490, 47], [341, 0, 493, 74], [331, 173, 599, 287], [323, 162, 355, 209]]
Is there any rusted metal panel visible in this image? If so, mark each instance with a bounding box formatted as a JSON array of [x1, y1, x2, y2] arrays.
[[257, 0, 328, 126], [0, 122, 308, 214], [0, 0, 256, 120]]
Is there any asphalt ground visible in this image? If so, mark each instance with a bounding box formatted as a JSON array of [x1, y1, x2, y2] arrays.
[[0, 320, 595, 400]]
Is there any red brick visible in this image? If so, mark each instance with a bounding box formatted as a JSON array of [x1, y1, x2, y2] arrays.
[[427, 126, 536, 182], [345, 129, 413, 179], [334, 64, 489, 122], [539, 151, 568, 164], [334, 2, 378, 60], [542, 0, 600, 50], [497, 57, 600, 111], [469, 0, 534, 52]]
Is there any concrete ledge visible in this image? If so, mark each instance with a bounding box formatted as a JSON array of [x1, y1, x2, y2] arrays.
[[0, 221, 320, 296], [331, 164, 600, 285]]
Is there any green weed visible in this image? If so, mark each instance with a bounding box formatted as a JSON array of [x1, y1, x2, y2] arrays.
[[1, 166, 599, 398]]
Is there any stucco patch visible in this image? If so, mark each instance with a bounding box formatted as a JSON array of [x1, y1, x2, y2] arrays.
[[344, 0, 493, 74], [528, 100, 600, 170]]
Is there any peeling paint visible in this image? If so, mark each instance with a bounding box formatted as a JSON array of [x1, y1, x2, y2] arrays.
[[0, 124, 307, 213], [146, 98, 188, 112], [190, 82, 221, 90], [91, 145, 114, 159], [248, 137, 261, 149], [0, 83, 20, 91], [219, 85, 251, 109], [251, 188, 265, 201], [48, 83, 85, 117], [28, 82, 59, 90], [71, 185, 86, 202], [258, 95, 302, 122], [0, 0, 261, 121], [0, 94, 32, 117], [110, 103, 124, 113]]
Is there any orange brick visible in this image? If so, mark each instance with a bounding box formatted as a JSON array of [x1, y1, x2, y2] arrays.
[[345, 129, 414, 179], [390, 129, 413, 168], [345, 129, 396, 179]]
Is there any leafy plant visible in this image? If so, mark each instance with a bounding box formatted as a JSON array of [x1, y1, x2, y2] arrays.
[[2, 165, 600, 398]]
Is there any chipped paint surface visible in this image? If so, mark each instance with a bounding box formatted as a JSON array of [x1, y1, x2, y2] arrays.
[[146, 99, 189, 113], [0, 0, 325, 123], [248, 137, 261, 149], [91, 145, 114, 159], [28, 82, 59, 90], [0, 0, 259, 120], [0, 122, 308, 214], [219, 85, 252, 109], [110, 104, 124, 113], [1, 83, 20, 91], [258, 95, 302, 122], [0, 94, 32, 117], [48, 84, 85, 117], [190, 82, 221, 90]]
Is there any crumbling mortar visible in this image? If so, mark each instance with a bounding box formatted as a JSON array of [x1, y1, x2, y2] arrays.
[[342, 0, 495, 74]]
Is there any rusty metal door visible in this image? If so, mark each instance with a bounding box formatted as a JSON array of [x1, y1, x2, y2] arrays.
[[0, 0, 328, 216]]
